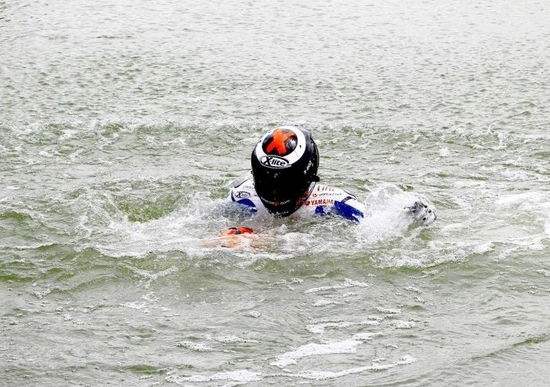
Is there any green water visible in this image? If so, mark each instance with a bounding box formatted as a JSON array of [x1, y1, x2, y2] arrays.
[[1, 0, 549, 385]]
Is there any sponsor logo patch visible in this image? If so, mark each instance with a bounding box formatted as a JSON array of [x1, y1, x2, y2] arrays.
[[305, 199, 335, 206], [261, 155, 289, 168], [234, 191, 250, 199], [314, 192, 339, 198]]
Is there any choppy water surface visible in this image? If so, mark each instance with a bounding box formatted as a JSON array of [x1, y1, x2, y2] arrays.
[[1, 0, 549, 385]]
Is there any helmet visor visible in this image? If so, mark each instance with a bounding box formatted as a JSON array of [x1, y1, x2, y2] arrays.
[[253, 167, 312, 216]]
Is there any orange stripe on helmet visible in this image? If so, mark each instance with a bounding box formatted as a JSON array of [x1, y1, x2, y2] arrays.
[[265, 129, 296, 156]]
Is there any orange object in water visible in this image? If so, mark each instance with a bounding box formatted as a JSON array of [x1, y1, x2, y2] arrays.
[[198, 226, 263, 249], [218, 226, 256, 249], [221, 226, 255, 236]]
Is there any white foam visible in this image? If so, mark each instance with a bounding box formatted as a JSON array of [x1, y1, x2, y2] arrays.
[[473, 242, 494, 254], [74, 181, 446, 268], [495, 191, 549, 209], [376, 307, 401, 315], [124, 266, 179, 281], [295, 366, 370, 380], [120, 301, 148, 311], [176, 341, 212, 352], [214, 335, 252, 344], [507, 235, 546, 250], [292, 355, 416, 380], [306, 321, 355, 334], [453, 180, 486, 188], [272, 332, 382, 369], [355, 184, 433, 244], [305, 278, 369, 294], [84, 195, 228, 257], [312, 299, 340, 307], [342, 292, 357, 298], [439, 147, 451, 157], [60, 128, 78, 140], [244, 310, 262, 318], [272, 339, 360, 368], [394, 320, 416, 329], [306, 319, 381, 334], [169, 369, 261, 383]]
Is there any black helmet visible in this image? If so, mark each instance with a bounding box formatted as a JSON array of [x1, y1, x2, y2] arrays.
[[251, 126, 319, 217]]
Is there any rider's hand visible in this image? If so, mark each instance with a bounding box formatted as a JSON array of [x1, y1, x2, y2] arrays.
[[406, 201, 437, 226]]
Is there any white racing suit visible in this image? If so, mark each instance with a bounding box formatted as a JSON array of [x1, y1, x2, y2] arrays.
[[228, 172, 436, 225]]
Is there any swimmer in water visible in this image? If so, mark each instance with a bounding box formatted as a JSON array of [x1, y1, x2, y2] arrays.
[[228, 126, 437, 225]]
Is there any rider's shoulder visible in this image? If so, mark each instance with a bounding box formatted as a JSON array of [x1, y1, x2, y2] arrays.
[[303, 183, 365, 222], [307, 183, 357, 201], [228, 171, 259, 210], [230, 172, 255, 194], [230, 171, 253, 189]]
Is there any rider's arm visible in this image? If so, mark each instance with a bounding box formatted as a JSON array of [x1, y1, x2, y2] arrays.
[[332, 194, 366, 223]]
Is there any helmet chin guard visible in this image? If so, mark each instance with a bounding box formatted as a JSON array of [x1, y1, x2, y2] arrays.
[[251, 126, 319, 217]]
